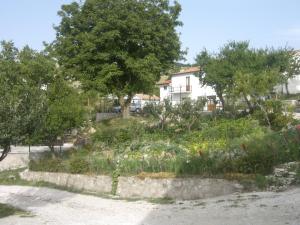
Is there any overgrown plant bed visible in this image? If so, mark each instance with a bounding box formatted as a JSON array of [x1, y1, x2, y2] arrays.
[[28, 117, 300, 197], [30, 119, 300, 175]]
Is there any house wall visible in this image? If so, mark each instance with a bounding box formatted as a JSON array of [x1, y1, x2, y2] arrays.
[[189, 75, 216, 100], [275, 74, 300, 94], [159, 85, 170, 101], [158, 72, 218, 110], [171, 93, 191, 104], [171, 73, 191, 89], [171, 73, 217, 102]]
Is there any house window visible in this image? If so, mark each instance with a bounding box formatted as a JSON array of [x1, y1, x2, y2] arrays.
[[186, 76, 190, 91], [164, 86, 168, 90]]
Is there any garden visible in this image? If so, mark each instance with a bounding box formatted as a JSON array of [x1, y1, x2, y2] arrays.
[[29, 98, 300, 187]]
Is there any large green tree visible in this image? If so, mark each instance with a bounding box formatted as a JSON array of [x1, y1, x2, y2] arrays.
[[269, 48, 300, 95], [0, 41, 50, 160], [0, 41, 84, 160], [53, 0, 182, 118], [196, 49, 232, 109], [39, 76, 85, 153], [18, 46, 56, 149], [196, 41, 291, 113]]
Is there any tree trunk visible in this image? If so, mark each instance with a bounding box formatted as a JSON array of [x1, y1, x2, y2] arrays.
[[160, 117, 165, 130], [0, 144, 10, 161], [119, 95, 132, 119], [216, 88, 225, 111], [219, 94, 225, 111], [187, 124, 192, 133], [122, 105, 130, 118], [48, 145, 56, 159], [257, 102, 271, 129], [243, 93, 253, 113], [285, 82, 290, 96]]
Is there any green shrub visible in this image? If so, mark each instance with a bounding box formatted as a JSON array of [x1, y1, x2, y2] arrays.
[[227, 128, 300, 174], [0, 203, 26, 218], [200, 118, 264, 140], [92, 118, 146, 146], [255, 174, 268, 189], [68, 157, 89, 174], [89, 156, 116, 174], [29, 158, 66, 173], [252, 100, 295, 131]]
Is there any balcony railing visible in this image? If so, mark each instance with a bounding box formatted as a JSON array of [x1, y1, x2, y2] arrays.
[[170, 85, 192, 93]]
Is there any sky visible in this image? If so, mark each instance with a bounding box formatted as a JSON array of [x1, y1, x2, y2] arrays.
[[0, 0, 300, 63]]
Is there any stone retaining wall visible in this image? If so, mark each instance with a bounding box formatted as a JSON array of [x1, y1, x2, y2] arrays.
[[20, 170, 243, 200], [117, 177, 243, 200], [20, 170, 112, 194]]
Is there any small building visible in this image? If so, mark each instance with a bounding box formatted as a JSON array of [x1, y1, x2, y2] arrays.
[[158, 67, 219, 110], [132, 94, 160, 108]]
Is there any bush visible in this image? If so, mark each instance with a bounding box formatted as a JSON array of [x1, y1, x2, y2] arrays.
[[253, 100, 294, 131], [29, 158, 66, 173], [172, 98, 207, 132], [226, 128, 300, 174], [68, 157, 90, 174], [89, 156, 116, 174], [200, 118, 264, 140], [143, 99, 174, 130], [92, 118, 145, 146]]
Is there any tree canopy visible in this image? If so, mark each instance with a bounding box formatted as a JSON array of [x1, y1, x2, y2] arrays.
[[196, 41, 294, 112], [39, 76, 85, 152], [0, 41, 85, 160], [53, 0, 183, 117], [0, 41, 51, 160]]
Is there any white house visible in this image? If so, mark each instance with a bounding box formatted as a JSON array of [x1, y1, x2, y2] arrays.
[[158, 67, 219, 111]]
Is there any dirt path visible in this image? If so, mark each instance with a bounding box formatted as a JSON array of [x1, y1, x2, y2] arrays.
[[0, 185, 299, 225]]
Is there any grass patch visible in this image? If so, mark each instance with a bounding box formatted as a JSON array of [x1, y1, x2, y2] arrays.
[[0, 203, 28, 218], [148, 197, 175, 205], [136, 172, 176, 179]]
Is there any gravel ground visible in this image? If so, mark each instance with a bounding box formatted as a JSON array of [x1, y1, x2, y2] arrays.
[[0, 185, 299, 225]]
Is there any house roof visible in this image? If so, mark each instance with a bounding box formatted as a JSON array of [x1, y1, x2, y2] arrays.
[[157, 75, 171, 85], [134, 94, 160, 101], [172, 66, 201, 76], [157, 67, 201, 85]]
